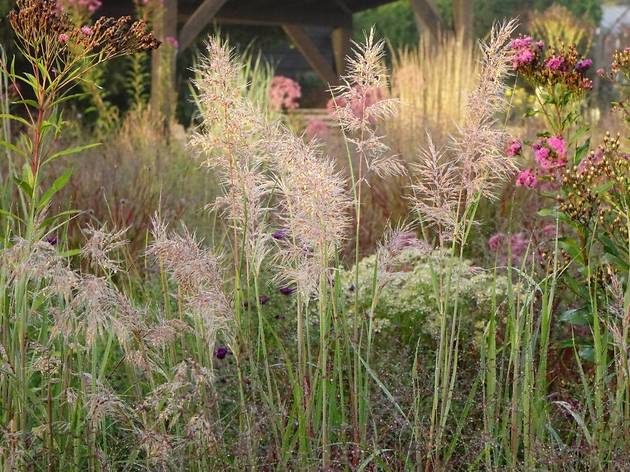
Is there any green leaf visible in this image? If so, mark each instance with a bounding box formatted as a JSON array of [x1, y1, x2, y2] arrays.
[[0, 140, 27, 158], [59, 248, 81, 258], [43, 142, 100, 166], [13, 177, 33, 197], [574, 138, 590, 167], [559, 308, 590, 326], [37, 168, 73, 211], [559, 237, 583, 263], [0, 113, 31, 128]]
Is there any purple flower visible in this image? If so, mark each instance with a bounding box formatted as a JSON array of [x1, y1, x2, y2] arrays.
[[515, 169, 537, 188], [513, 49, 534, 67], [279, 286, 296, 296], [547, 135, 566, 159], [488, 233, 506, 252], [509, 36, 533, 49], [80, 26, 93, 36], [534, 146, 552, 169], [545, 55, 565, 71], [272, 229, 289, 240], [258, 295, 270, 305], [215, 346, 230, 360], [506, 138, 522, 157], [59, 33, 69, 42], [575, 58, 593, 72], [45, 235, 58, 245], [510, 232, 529, 258]]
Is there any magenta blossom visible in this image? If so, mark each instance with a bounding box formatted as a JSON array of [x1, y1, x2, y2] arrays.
[[506, 138, 522, 157], [305, 118, 330, 141], [59, 33, 69, 42], [510, 232, 529, 258], [269, 76, 301, 112], [534, 146, 552, 169], [80, 25, 92, 36], [575, 58, 593, 72], [488, 233, 506, 252], [516, 169, 537, 188], [547, 135, 566, 158], [545, 55, 565, 71]]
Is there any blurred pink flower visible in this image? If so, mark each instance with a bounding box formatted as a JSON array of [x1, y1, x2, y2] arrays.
[[327, 85, 385, 124], [59, 33, 69, 42], [165, 36, 179, 48], [515, 169, 537, 188], [269, 76, 301, 112], [305, 118, 330, 141], [488, 233, 506, 251], [506, 138, 522, 157], [80, 25, 93, 36], [547, 135, 566, 158], [510, 232, 529, 258], [575, 58, 592, 72], [545, 55, 565, 71]]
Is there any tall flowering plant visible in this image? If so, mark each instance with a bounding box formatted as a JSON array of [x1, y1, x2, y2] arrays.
[[1, 0, 159, 238], [508, 36, 629, 464]]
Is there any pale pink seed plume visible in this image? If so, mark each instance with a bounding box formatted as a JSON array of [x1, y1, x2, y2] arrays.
[[147, 218, 231, 340], [189, 38, 273, 273], [408, 136, 462, 240], [330, 28, 405, 179], [81, 224, 129, 273], [409, 20, 519, 242]]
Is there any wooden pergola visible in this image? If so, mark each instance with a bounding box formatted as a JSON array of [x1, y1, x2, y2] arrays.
[[100, 0, 472, 115]]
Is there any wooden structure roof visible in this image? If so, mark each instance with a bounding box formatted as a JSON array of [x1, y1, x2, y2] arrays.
[[99, 0, 454, 85], [99, 0, 469, 117]]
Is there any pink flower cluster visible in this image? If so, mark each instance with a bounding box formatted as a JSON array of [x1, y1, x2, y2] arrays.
[[164, 36, 179, 49], [305, 118, 330, 141], [269, 76, 301, 112], [488, 232, 529, 260], [509, 36, 544, 70], [326, 86, 385, 124], [533, 135, 567, 171], [516, 135, 569, 189], [515, 169, 537, 188], [506, 138, 522, 157]]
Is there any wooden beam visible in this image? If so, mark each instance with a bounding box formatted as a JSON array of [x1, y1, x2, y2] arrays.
[[178, 0, 228, 52], [283, 25, 338, 85], [331, 25, 352, 76], [452, 0, 473, 43], [410, 0, 444, 41], [214, 7, 352, 28], [150, 0, 178, 120]]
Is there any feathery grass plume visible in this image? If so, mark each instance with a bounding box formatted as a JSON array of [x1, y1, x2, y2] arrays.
[[147, 219, 231, 338], [409, 21, 518, 242], [2, 237, 79, 299], [53, 275, 126, 347], [408, 136, 462, 240], [271, 131, 351, 297], [451, 19, 518, 199], [189, 37, 273, 268], [330, 28, 404, 179], [81, 224, 129, 273], [82, 373, 131, 429]]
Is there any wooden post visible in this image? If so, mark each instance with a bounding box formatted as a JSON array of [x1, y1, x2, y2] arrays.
[[410, 0, 444, 41], [331, 25, 352, 77], [178, 0, 229, 53], [452, 0, 473, 43], [283, 25, 338, 85], [150, 0, 178, 120]]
